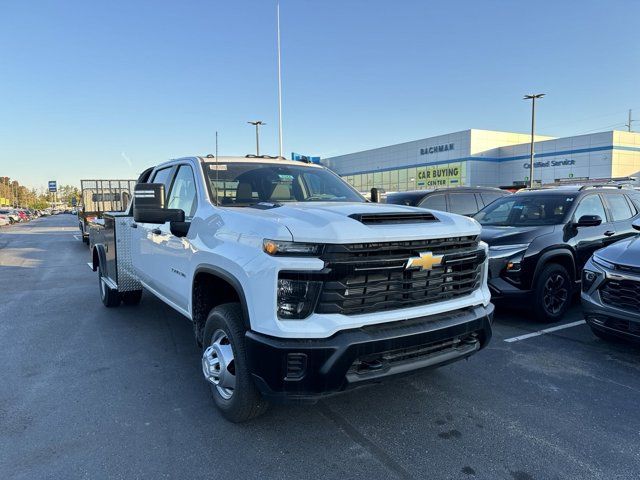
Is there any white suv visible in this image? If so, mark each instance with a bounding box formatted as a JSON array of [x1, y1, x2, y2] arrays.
[[91, 156, 494, 422]]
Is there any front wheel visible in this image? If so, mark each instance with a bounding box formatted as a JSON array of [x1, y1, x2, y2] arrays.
[[201, 303, 269, 422], [532, 264, 571, 322]]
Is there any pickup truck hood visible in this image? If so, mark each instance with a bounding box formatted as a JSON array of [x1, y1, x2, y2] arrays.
[[223, 202, 480, 243], [595, 234, 640, 267], [480, 225, 554, 246]]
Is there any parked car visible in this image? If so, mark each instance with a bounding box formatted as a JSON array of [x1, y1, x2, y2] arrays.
[[0, 214, 9, 226], [89, 155, 494, 422], [581, 220, 640, 343], [475, 185, 640, 322], [0, 209, 18, 224], [386, 187, 510, 216]]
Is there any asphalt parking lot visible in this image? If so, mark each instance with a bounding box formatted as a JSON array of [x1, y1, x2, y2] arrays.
[[1, 216, 639, 480]]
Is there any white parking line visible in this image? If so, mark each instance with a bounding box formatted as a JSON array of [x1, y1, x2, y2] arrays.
[[73, 234, 82, 241], [503, 320, 587, 343]]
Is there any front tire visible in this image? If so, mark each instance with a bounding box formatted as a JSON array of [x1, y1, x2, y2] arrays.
[[201, 303, 268, 422], [532, 264, 571, 323]]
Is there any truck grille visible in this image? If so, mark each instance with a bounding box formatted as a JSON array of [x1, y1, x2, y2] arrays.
[[315, 236, 484, 315], [600, 279, 640, 311]]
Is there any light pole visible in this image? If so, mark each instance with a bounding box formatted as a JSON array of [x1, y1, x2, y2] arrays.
[[524, 93, 545, 188], [247, 121, 266, 156]]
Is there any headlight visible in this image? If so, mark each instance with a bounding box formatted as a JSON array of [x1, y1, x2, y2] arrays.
[[263, 239, 322, 256], [592, 254, 615, 270], [277, 279, 321, 319], [488, 243, 529, 258]]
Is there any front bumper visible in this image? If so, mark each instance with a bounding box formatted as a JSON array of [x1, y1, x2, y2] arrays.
[[244, 303, 494, 401], [581, 258, 640, 342]]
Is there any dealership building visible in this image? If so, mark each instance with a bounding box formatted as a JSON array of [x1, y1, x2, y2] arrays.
[[322, 129, 640, 192]]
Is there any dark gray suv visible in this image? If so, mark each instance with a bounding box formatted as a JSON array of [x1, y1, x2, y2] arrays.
[[582, 220, 640, 343]]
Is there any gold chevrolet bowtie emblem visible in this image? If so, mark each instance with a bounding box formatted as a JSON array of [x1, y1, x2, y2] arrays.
[[406, 251, 443, 271]]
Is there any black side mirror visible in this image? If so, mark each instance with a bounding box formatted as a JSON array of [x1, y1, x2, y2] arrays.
[[133, 183, 185, 224], [371, 187, 386, 203], [576, 214, 602, 227], [170, 221, 190, 238]]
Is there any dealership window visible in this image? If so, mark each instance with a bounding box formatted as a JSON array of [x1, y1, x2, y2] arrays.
[[407, 168, 417, 190], [448, 193, 478, 216], [366, 173, 374, 191], [353, 175, 362, 190], [373, 171, 383, 188], [607, 195, 633, 221], [388, 170, 398, 191], [382, 170, 390, 189]]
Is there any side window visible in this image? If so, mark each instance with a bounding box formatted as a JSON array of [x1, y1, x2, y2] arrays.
[[573, 194, 607, 222], [607, 194, 633, 221], [151, 167, 174, 200], [448, 193, 479, 215], [167, 165, 198, 219], [480, 192, 504, 207], [419, 194, 447, 211]]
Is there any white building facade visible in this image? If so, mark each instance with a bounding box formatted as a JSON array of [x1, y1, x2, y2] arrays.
[[322, 129, 640, 191]]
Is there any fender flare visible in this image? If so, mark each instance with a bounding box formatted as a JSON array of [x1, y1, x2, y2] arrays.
[[92, 244, 107, 273], [532, 248, 576, 284], [193, 265, 252, 330]]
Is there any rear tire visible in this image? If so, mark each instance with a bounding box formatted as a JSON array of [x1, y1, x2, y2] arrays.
[[201, 303, 269, 422], [98, 263, 120, 308], [532, 263, 571, 323], [121, 290, 143, 306]]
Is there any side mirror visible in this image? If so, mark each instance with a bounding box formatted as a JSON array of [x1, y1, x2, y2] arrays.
[[371, 187, 386, 203], [576, 214, 602, 227], [133, 183, 185, 224], [632, 219, 640, 232], [170, 221, 190, 238]]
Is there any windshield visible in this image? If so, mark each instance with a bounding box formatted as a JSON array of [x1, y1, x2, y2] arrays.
[[203, 162, 365, 206], [474, 194, 575, 226]]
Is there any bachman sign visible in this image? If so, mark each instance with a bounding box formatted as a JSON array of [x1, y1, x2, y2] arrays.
[[420, 143, 455, 155]]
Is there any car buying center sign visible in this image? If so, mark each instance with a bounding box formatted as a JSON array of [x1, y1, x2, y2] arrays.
[[417, 162, 465, 187], [48, 181, 57, 192]]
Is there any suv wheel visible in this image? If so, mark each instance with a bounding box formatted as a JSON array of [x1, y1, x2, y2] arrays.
[[201, 303, 269, 422], [533, 264, 571, 322]]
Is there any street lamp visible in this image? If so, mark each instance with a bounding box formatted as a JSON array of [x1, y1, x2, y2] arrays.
[[247, 121, 266, 156], [523, 93, 545, 188]]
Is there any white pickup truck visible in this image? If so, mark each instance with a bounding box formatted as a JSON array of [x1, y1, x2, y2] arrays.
[[90, 155, 493, 422]]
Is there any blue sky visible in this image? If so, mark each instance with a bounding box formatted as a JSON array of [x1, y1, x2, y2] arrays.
[[1, 0, 639, 188]]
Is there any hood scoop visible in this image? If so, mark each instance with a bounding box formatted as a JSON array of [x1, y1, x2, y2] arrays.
[[349, 212, 439, 225]]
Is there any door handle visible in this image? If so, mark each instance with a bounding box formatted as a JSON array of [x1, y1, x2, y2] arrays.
[[604, 230, 615, 237], [131, 223, 138, 229], [152, 228, 162, 235]]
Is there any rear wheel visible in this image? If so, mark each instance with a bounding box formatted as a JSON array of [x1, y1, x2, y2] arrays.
[[533, 264, 571, 322], [201, 303, 268, 422], [98, 263, 120, 308]]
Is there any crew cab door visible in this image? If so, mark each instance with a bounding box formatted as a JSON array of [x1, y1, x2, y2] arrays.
[[150, 164, 198, 310], [131, 165, 176, 291], [570, 193, 614, 269]]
